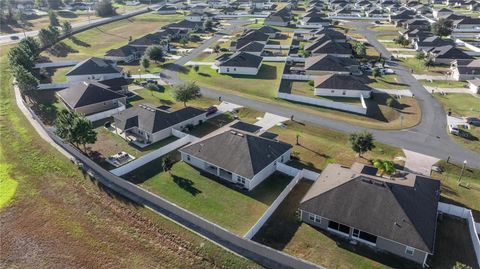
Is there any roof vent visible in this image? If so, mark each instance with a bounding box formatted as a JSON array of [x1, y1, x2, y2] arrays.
[[230, 131, 237, 135]]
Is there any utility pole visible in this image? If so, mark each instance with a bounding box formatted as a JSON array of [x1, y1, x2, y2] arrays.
[[457, 160, 467, 185]]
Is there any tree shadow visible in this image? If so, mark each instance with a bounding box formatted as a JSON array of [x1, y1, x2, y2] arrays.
[[198, 72, 211, 77], [47, 42, 78, 57], [297, 144, 331, 159], [69, 36, 91, 47], [172, 175, 202, 196]]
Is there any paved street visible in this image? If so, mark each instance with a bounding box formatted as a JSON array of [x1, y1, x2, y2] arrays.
[[159, 22, 480, 168]]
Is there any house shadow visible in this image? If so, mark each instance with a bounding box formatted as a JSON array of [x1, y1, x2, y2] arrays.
[[226, 64, 277, 80], [70, 36, 90, 47], [47, 42, 78, 57], [172, 175, 202, 196], [198, 72, 211, 77], [29, 90, 60, 125], [297, 144, 331, 160], [57, 10, 78, 18]]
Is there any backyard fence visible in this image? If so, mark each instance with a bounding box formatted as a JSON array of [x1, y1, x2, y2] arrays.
[[277, 92, 368, 115], [281, 74, 311, 80], [37, 83, 69, 90], [34, 60, 80, 69], [86, 104, 126, 122], [263, 56, 288, 62], [109, 134, 194, 176], [438, 202, 480, 268], [276, 162, 301, 177]]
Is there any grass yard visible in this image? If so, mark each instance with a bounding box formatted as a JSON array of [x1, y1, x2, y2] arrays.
[[42, 13, 184, 61], [127, 161, 293, 235], [433, 93, 480, 153], [118, 60, 174, 75], [178, 62, 285, 99], [267, 33, 293, 46], [187, 113, 234, 138], [368, 74, 408, 89], [420, 80, 468, 89], [271, 120, 404, 172], [0, 44, 260, 268], [0, 162, 18, 209], [49, 66, 71, 83], [289, 81, 363, 106], [432, 160, 480, 219], [400, 58, 450, 75], [191, 52, 219, 62]]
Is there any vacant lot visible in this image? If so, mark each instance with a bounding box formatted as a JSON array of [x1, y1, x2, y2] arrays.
[[401, 58, 450, 75], [42, 13, 184, 61], [420, 80, 468, 89], [368, 74, 408, 90], [434, 93, 480, 153], [125, 161, 292, 235], [0, 45, 259, 269], [178, 62, 285, 99]]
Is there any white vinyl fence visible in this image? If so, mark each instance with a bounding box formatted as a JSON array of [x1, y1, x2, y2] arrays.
[[265, 45, 291, 50], [278, 92, 368, 115], [263, 56, 288, 62], [37, 83, 69, 90], [243, 163, 321, 239], [110, 134, 195, 176], [438, 202, 480, 268], [282, 74, 312, 80], [34, 60, 80, 69], [86, 104, 126, 122]]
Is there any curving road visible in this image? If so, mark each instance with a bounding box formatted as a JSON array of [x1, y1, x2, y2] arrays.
[[161, 22, 480, 169]]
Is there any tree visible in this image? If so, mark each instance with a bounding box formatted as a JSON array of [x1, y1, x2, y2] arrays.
[[372, 67, 381, 78], [13, 65, 39, 97], [432, 18, 453, 37], [373, 159, 396, 176], [54, 110, 97, 152], [348, 131, 375, 157], [193, 65, 199, 72], [19, 37, 41, 59], [424, 55, 434, 69], [395, 35, 410, 47], [48, 9, 59, 26], [415, 51, 426, 60], [95, 0, 116, 17], [8, 47, 34, 71], [179, 37, 189, 47], [203, 19, 213, 31], [62, 21, 72, 36], [213, 44, 220, 54], [145, 45, 164, 63], [351, 41, 366, 58], [162, 156, 173, 175], [141, 57, 150, 70], [173, 82, 202, 107], [303, 49, 311, 57]]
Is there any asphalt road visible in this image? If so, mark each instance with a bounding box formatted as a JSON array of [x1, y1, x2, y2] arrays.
[[162, 23, 480, 168], [0, 5, 159, 45]]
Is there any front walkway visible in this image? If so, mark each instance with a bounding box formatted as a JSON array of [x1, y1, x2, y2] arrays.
[[402, 149, 440, 176], [254, 113, 289, 131]]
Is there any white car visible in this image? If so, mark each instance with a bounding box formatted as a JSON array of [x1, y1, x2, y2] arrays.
[[448, 124, 460, 136]]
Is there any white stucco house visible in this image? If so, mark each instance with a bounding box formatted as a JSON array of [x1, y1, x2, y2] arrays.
[[180, 124, 292, 190], [215, 52, 263, 75], [65, 57, 124, 84], [314, 74, 372, 98]]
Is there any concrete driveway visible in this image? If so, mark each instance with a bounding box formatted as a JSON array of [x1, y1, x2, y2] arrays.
[[403, 149, 440, 175], [254, 113, 289, 131]]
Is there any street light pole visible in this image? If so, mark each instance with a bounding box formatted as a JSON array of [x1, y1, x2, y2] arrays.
[[458, 160, 467, 185]]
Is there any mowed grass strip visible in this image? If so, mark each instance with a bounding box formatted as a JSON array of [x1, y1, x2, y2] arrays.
[[178, 62, 285, 99], [42, 13, 184, 61], [130, 161, 292, 235]]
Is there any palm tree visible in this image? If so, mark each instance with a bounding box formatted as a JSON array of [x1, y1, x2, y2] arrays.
[[162, 156, 173, 175], [373, 159, 396, 177]]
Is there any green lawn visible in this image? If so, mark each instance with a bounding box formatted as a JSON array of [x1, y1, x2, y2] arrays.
[[42, 13, 184, 61], [191, 52, 219, 62], [401, 58, 450, 75], [420, 80, 468, 88], [368, 74, 408, 89], [178, 62, 285, 99], [289, 81, 363, 106], [433, 93, 480, 154], [187, 113, 234, 138], [50, 66, 71, 83], [0, 162, 18, 209], [129, 161, 293, 235], [119, 60, 174, 75]]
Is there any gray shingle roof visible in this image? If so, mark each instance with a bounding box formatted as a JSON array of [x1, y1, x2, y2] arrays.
[[66, 57, 121, 76], [238, 41, 266, 53], [218, 52, 263, 68], [114, 105, 205, 133], [314, 74, 372, 91], [180, 130, 292, 179], [300, 163, 440, 253], [305, 54, 358, 72], [57, 81, 125, 109]]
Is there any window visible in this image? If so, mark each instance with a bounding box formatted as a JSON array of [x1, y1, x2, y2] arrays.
[[227, 68, 230, 72], [314, 216, 321, 223], [328, 221, 350, 235], [405, 246, 415, 256], [186, 155, 191, 161], [353, 229, 360, 237], [342, 90, 346, 95], [331, 90, 335, 93], [309, 213, 315, 221], [237, 176, 246, 184]]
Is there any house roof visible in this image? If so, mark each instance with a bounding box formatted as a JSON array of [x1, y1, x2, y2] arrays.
[[309, 40, 352, 55], [230, 121, 262, 133], [314, 74, 372, 91], [236, 30, 269, 49], [257, 25, 281, 34], [238, 41, 266, 53], [300, 163, 440, 253], [169, 19, 204, 30], [305, 54, 358, 72], [97, 77, 129, 92], [65, 57, 121, 76], [180, 130, 292, 179], [217, 52, 263, 68], [157, 5, 176, 11], [57, 81, 125, 109], [105, 45, 138, 57], [428, 45, 474, 60], [114, 104, 205, 134]]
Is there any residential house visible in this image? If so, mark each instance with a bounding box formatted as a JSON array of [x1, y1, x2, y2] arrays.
[[180, 126, 292, 190], [113, 104, 206, 145], [389, 9, 415, 23], [305, 40, 353, 57], [265, 8, 291, 26], [403, 19, 431, 31], [314, 74, 372, 98], [453, 16, 480, 31], [425, 45, 473, 64], [169, 20, 205, 32], [233, 30, 270, 50], [215, 52, 263, 75], [57, 81, 127, 116], [432, 8, 453, 19], [467, 78, 480, 93], [413, 36, 453, 51], [300, 16, 331, 28], [65, 57, 124, 84], [157, 5, 177, 14], [450, 59, 480, 80], [304, 54, 361, 75], [237, 41, 266, 56], [252, 26, 281, 38], [299, 163, 440, 266], [105, 45, 142, 63]]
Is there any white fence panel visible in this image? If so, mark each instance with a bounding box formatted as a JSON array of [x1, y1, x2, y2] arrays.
[[34, 60, 80, 69], [38, 83, 69, 90], [282, 74, 311, 80], [276, 162, 301, 177], [110, 135, 193, 176], [86, 105, 126, 122], [278, 92, 368, 115], [438, 202, 480, 268], [286, 56, 305, 62], [301, 169, 320, 181], [264, 45, 291, 49], [263, 56, 287, 62], [244, 172, 303, 239], [172, 128, 189, 138]]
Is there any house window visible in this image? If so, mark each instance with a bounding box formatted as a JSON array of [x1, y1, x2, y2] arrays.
[[353, 229, 377, 244], [227, 68, 230, 72], [309, 213, 315, 221], [186, 155, 191, 161], [353, 228, 360, 237], [328, 221, 350, 234], [331, 90, 335, 93], [237, 176, 246, 184], [405, 246, 415, 256], [342, 90, 346, 95], [234, 68, 237, 71], [314, 215, 321, 223]]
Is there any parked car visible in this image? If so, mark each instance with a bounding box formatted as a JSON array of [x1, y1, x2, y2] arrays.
[[449, 124, 460, 136], [206, 106, 218, 116], [383, 68, 395, 74], [146, 79, 158, 84], [466, 117, 480, 126]]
